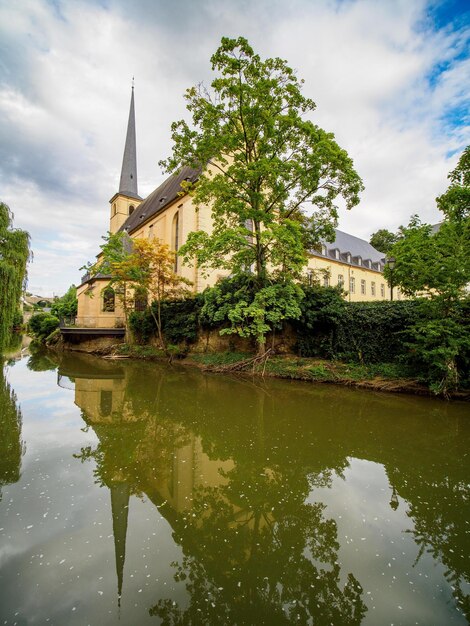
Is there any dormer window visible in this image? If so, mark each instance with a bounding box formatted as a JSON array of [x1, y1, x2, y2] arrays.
[[346, 253, 351, 263], [335, 249, 340, 260], [357, 257, 362, 266], [321, 244, 327, 256]]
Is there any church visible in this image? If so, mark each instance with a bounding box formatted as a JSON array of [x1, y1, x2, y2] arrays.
[[76, 89, 394, 329]]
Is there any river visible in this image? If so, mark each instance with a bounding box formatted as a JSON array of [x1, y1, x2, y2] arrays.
[[0, 349, 469, 625]]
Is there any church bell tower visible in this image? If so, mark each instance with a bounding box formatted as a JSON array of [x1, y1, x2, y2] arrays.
[[109, 83, 142, 234]]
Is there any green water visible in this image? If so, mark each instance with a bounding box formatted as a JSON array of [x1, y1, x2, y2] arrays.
[[0, 350, 469, 625]]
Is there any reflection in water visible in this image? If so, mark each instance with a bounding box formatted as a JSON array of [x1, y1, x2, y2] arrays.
[[51, 351, 470, 624], [0, 367, 25, 501]]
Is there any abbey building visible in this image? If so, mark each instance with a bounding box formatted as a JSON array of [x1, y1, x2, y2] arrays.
[[76, 89, 395, 328]]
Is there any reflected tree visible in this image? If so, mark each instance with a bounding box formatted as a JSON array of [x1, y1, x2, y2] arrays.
[[26, 345, 58, 372], [0, 368, 25, 501], [150, 388, 366, 625], [387, 452, 470, 621]]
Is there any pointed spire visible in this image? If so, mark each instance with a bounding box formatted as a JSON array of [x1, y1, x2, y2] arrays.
[[119, 83, 139, 198], [110, 482, 131, 608]]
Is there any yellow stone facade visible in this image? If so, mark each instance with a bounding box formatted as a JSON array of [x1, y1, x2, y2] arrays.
[[77, 91, 396, 329]]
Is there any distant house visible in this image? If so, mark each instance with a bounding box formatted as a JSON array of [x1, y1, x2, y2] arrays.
[[76, 89, 395, 328]]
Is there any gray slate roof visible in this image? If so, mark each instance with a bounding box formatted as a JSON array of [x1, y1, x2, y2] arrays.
[[120, 165, 200, 234], [321, 229, 386, 262], [314, 229, 386, 271]]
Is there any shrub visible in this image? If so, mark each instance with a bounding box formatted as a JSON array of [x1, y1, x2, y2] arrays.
[[28, 313, 60, 340], [401, 297, 470, 394], [292, 285, 346, 358], [294, 293, 424, 364], [128, 296, 203, 345], [333, 300, 423, 364]]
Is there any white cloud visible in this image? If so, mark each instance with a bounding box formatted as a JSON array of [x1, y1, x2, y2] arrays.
[[0, 0, 468, 295]]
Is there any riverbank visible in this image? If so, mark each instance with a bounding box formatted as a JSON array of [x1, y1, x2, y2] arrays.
[[92, 343, 469, 400]]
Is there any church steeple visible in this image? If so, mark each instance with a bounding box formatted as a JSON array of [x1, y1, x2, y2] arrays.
[[109, 83, 142, 234], [119, 83, 139, 199]]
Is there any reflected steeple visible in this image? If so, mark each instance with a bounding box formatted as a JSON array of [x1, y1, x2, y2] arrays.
[[110, 481, 130, 608]]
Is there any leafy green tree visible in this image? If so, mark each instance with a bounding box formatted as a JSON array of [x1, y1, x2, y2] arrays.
[[436, 145, 469, 223], [0, 202, 30, 352], [382, 147, 470, 394], [383, 215, 469, 299], [162, 37, 363, 354], [51, 285, 78, 320], [384, 147, 469, 299], [369, 228, 399, 254]]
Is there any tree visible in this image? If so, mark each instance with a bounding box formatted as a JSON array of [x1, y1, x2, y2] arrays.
[[382, 147, 470, 394], [161, 37, 363, 354], [369, 228, 399, 254], [83, 233, 191, 353], [0, 202, 30, 352], [82, 232, 140, 326], [51, 285, 78, 321], [384, 146, 470, 299], [436, 145, 470, 223], [126, 238, 192, 352]]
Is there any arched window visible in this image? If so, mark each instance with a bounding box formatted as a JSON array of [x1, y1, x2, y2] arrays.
[[102, 286, 115, 312], [172, 211, 180, 272], [129, 205, 135, 215]]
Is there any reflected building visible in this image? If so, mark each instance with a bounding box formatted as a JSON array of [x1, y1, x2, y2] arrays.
[[60, 355, 235, 607], [57, 355, 469, 623]]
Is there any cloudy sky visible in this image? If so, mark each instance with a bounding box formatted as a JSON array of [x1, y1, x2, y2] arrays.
[[0, 0, 468, 296]]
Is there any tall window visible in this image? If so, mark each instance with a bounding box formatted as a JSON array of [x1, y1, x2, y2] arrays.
[[381, 284, 385, 298], [323, 275, 330, 287], [338, 274, 344, 287], [134, 288, 147, 312], [172, 211, 180, 272], [100, 390, 112, 417], [361, 279, 366, 295], [148, 224, 154, 239], [307, 270, 314, 286], [349, 277, 355, 293], [102, 287, 115, 312], [371, 281, 376, 296], [129, 205, 135, 215]]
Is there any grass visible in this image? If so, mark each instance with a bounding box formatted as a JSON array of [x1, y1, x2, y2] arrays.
[[115, 344, 166, 359], [190, 352, 251, 366]]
